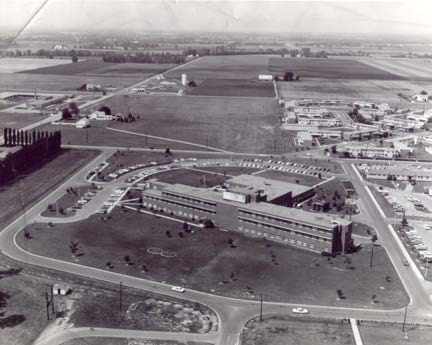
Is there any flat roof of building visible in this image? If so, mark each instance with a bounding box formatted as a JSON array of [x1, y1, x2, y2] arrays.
[[226, 174, 311, 200], [144, 181, 350, 229], [366, 168, 432, 177]]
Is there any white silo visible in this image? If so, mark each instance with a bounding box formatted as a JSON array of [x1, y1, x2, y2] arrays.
[[181, 73, 187, 86]]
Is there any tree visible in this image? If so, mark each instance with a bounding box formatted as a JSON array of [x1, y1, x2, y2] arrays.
[[123, 255, 131, 266], [188, 80, 197, 87], [69, 241, 79, 257], [370, 234, 378, 267], [72, 55, 78, 63], [69, 102, 79, 115], [98, 105, 111, 115], [420, 90, 428, 95], [62, 108, 72, 119], [183, 221, 188, 232]]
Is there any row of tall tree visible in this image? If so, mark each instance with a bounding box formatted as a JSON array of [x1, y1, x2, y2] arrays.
[[102, 52, 185, 64], [0, 129, 62, 186]]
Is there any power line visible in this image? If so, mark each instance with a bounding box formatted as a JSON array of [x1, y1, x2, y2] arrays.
[[1, 0, 50, 58]]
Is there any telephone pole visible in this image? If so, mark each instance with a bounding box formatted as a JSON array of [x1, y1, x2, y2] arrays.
[[402, 305, 408, 333], [119, 281, 123, 312], [259, 293, 263, 322]]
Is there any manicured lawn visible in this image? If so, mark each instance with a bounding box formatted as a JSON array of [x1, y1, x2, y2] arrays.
[[0, 265, 50, 345], [189, 79, 274, 98], [352, 222, 376, 237], [196, 166, 261, 176], [359, 322, 432, 344], [39, 122, 210, 151], [155, 168, 228, 188], [68, 284, 217, 333], [0, 149, 99, 228], [269, 57, 403, 80], [19, 209, 408, 308], [105, 94, 287, 154], [254, 170, 320, 187], [241, 315, 354, 345], [302, 178, 348, 215]]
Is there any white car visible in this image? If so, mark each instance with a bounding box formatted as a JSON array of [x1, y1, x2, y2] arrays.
[[171, 286, 185, 293], [292, 307, 309, 314]]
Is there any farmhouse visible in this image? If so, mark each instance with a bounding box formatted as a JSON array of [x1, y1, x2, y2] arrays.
[[142, 174, 352, 254]]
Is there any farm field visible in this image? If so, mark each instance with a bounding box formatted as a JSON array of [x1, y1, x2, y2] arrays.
[[277, 77, 432, 106], [61, 339, 210, 345], [23, 60, 177, 79], [269, 57, 403, 80], [105, 95, 290, 153], [359, 57, 432, 80], [18, 209, 408, 308], [0, 73, 143, 91], [241, 315, 354, 345], [189, 79, 274, 98], [0, 57, 71, 73], [165, 55, 273, 80], [0, 112, 47, 132], [39, 122, 211, 152]]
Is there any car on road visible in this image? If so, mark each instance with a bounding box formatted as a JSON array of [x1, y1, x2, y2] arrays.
[[402, 260, 410, 266], [292, 307, 309, 314], [171, 286, 185, 293]]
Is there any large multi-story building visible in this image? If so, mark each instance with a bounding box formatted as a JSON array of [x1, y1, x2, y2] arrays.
[[142, 174, 352, 254], [338, 143, 400, 159]]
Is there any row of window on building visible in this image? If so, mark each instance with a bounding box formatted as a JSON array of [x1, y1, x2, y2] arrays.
[[238, 209, 332, 234], [143, 195, 216, 215], [162, 191, 216, 208], [238, 217, 332, 243], [238, 226, 329, 252]]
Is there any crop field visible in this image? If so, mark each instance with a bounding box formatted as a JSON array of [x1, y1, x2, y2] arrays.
[[0, 73, 143, 91], [189, 79, 275, 98], [0, 57, 71, 73], [269, 57, 403, 80], [23, 60, 177, 79], [0, 112, 47, 132], [359, 57, 432, 80], [106, 95, 291, 153], [166, 55, 273, 80], [19, 209, 408, 308]]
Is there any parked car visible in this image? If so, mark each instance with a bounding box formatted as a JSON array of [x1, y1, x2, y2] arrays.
[[171, 286, 185, 293], [292, 307, 309, 314]]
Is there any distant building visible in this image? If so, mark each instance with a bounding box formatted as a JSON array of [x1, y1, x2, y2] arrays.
[[339, 143, 399, 159], [258, 74, 274, 81], [412, 94, 429, 102], [296, 131, 314, 147], [181, 74, 188, 86], [76, 118, 90, 128], [364, 167, 432, 182], [53, 283, 71, 296], [89, 111, 113, 121], [142, 174, 352, 254]]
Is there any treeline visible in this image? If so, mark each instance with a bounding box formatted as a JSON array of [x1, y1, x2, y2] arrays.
[[0, 129, 62, 186], [102, 52, 185, 64]]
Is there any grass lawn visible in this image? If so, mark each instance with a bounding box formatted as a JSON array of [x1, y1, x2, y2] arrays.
[[40, 185, 94, 218], [105, 94, 288, 154], [189, 79, 275, 98], [155, 169, 228, 188], [254, 170, 320, 186], [61, 339, 210, 345], [352, 222, 376, 237], [18, 209, 408, 308], [0, 112, 47, 132], [369, 186, 397, 219], [359, 322, 432, 344], [269, 57, 402, 80], [241, 315, 354, 345], [39, 122, 209, 151], [68, 285, 216, 333], [196, 166, 261, 176], [0, 149, 99, 228], [0, 265, 50, 345]]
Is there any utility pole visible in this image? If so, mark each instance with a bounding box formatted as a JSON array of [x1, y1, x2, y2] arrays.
[[259, 293, 263, 322], [402, 305, 408, 333], [119, 281, 123, 312], [273, 138, 276, 153], [205, 136, 208, 148]]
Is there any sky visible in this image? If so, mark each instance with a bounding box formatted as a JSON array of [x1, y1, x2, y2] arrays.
[[1, 0, 432, 36]]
